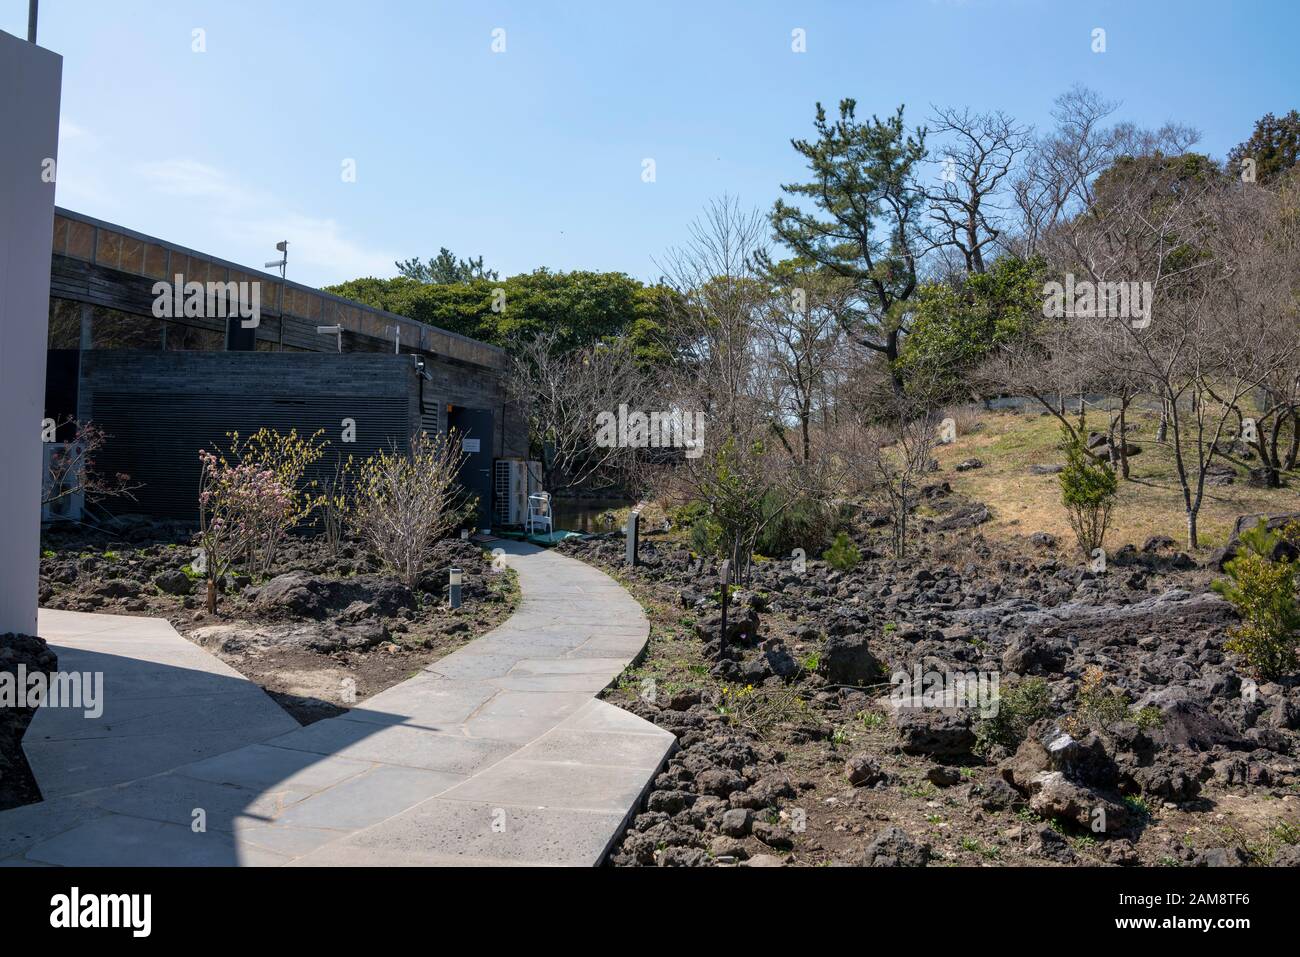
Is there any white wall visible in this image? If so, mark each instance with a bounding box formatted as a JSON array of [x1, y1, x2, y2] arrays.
[[0, 30, 62, 636]]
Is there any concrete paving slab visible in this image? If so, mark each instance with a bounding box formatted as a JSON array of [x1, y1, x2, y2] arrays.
[[25, 728, 307, 799], [233, 820, 350, 858], [0, 795, 111, 861], [488, 671, 615, 693], [345, 676, 495, 724], [81, 771, 314, 830], [25, 813, 291, 867], [559, 698, 677, 736], [268, 720, 516, 775], [176, 743, 373, 792], [461, 691, 593, 743], [510, 657, 631, 675], [438, 758, 657, 814], [293, 799, 629, 867], [511, 726, 676, 770], [274, 765, 465, 830]]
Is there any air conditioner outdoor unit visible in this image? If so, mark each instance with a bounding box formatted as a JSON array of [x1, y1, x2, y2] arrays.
[[493, 458, 543, 526], [41, 442, 84, 522]]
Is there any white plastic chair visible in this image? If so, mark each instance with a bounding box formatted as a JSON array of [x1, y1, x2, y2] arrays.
[[526, 492, 553, 536]]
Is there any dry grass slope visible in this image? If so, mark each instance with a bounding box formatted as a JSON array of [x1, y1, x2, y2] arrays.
[[935, 408, 1296, 552]]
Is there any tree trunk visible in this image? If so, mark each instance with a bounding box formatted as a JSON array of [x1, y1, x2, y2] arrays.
[[1286, 408, 1300, 471], [1117, 403, 1130, 479], [1185, 510, 1198, 551], [206, 579, 217, 614]]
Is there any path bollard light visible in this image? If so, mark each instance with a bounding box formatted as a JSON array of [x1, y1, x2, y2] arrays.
[[460, 528, 469, 541], [625, 508, 640, 567], [718, 559, 731, 662], [449, 567, 463, 609]]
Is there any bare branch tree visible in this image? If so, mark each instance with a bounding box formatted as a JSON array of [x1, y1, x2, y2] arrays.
[[349, 431, 468, 589], [925, 106, 1032, 273], [506, 332, 649, 494], [42, 420, 140, 511]]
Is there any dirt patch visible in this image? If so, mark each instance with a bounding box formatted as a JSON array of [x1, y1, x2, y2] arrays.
[[39, 518, 519, 726]]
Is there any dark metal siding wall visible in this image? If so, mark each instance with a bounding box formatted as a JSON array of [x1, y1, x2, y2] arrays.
[[79, 353, 418, 519]]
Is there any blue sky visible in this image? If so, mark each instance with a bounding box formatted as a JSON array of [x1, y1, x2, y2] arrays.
[[6, 0, 1297, 287]]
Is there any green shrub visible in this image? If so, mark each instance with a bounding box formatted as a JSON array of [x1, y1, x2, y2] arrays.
[[1134, 706, 1164, 730], [1058, 428, 1118, 556], [669, 499, 710, 529], [756, 493, 844, 557], [688, 513, 722, 557], [1213, 520, 1300, 680], [1066, 665, 1130, 735], [822, 532, 862, 571], [976, 677, 1052, 753]]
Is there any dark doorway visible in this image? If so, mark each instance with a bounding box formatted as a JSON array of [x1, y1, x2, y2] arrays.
[[225, 316, 256, 351], [44, 350, 80, 441], [448, 406, 494, 530]]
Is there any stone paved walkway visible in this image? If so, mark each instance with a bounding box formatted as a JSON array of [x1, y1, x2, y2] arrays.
[[0, 542, 673, 866]]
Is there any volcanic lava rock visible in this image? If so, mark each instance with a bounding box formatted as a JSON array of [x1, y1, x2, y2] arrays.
[[861, 826, 930, 867], [845, 752, 884, 787], [818, 634, 881, 686], [154, 569, 194, 596], [893, 708, 976, 758]]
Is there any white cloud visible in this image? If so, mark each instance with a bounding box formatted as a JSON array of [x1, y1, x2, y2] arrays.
[[236, 212, 397, 282], [133, 158, 397, 284], [136, 158, 245, 203], [54, 117, 117, 212]]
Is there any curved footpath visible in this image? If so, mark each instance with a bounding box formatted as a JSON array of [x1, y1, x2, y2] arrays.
[[0, 541, 674, 866]]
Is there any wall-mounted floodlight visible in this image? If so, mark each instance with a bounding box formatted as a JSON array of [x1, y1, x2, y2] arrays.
[[412, 355, 432, 381], [265, 240, 288, 278], [316, 324, 343, 352]]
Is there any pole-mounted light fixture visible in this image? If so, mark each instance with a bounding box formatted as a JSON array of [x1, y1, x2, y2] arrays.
[[264, 240, 288, 279], [316, 324, 343, 352], [448, 567, 463, 609]]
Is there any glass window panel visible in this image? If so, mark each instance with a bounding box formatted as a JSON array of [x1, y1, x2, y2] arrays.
[[91, 307, 163, 350], [47, 298, 82, 349], [164, 321, 225, 351]]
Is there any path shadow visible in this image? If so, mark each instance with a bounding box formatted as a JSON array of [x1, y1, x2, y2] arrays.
[[2, 638, 399, 867]]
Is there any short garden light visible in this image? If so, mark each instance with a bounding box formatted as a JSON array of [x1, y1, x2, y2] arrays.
[[449, 567, 463, 609]]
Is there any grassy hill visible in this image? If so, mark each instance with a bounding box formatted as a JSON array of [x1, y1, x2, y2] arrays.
[[935, 406, 1295, 552]]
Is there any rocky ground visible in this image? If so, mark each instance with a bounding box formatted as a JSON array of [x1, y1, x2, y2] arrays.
[[38, 517, 519, 724], [562, 485, 1300, 867], [0, 633, 57, 811]]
